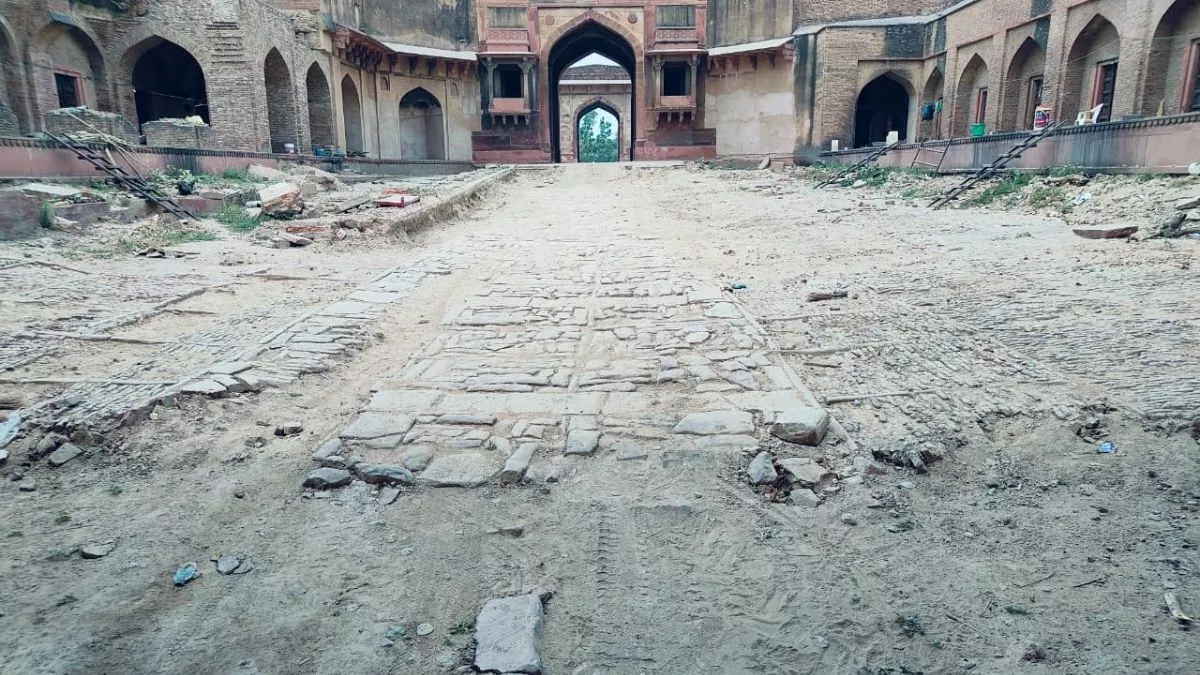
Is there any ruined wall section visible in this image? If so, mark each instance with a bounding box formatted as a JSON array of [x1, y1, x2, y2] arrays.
[[327, 0, 476, 49], [706, 0, 792, 47]]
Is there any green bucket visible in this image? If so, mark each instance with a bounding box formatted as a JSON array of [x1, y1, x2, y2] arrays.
[[970, 122, 986, 137]]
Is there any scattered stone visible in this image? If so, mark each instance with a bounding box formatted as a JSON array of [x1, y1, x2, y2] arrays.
[[615, 442, 649, 461], [852, 455, 888, 476], [1077, 483, 1097, 496], [684, 331, 710, 344], [355, 463, 415, 485], [247, 164, 287, 181], [216, 554, 242, 575], [81, 541, 116, 559], [417, 622, 434, 637], [777, 457, 833, 487], [302, 467, 352, 489], [312, 438, 342, 462], [17, 182, 83, 198], [501, 443, 537, 482], [1175, 195, 1200, 211], [258, 182, 303, 218], [769, 407, 830, 446], [18, 479, 36, 492], [48, 443, 83, 467], [791, 489, 822, 507], [564, 429, 600, 456], [416, 452, 500, 487], [474, 594, 544, 675], [491, 524, 525, 537], [378, 486, 401, 505], [275, 422, 303, 437], [673, 410, 755, 436], [748, 451, 778, 485], [840, 513, 858, 526]]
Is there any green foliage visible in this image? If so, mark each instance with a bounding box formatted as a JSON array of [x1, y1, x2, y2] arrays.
[[105, 484, 123, 496], [965, 172, 1033, 206], [1026, 185, 1066, 209], [219, 168, 258, 183], [55, 511, 71, 524], [1047, 165, 1081, 178], [215, 204, 260, 232], [578, 110, 618, 163], [38, 201, 55, 228], [163, 229, 218, 243]]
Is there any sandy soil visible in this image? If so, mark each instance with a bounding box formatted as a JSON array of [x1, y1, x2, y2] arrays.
[[1, 164, 1198, 675]]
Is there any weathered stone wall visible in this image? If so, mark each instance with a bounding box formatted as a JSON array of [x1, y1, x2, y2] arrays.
[[706, 0, 792, 47], [705, 57, 797, 156], [43, 106, 140, 144], [142, 119, 214, 149], [329, 0, 477, 49]]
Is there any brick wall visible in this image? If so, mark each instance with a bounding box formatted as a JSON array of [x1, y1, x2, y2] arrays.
[[43, 106, 140, 144], [0, 101, 18, 136], [143, 119, 214, 149]]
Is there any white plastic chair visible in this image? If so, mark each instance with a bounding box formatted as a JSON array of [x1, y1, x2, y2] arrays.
[[1075, 104, 1105, 125]]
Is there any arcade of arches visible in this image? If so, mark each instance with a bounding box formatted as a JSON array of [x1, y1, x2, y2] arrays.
[[0, 0, 1197, 163]]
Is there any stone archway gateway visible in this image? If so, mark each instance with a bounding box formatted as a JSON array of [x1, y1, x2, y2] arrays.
[[574, 99, 621, 162], [854, 74, 910, 147], [340, 74, 363, 154], [264, 48, 297, 153], [547, 19, 637, 163], [397, 87, 445, 160], [128, 37, 209, 127]]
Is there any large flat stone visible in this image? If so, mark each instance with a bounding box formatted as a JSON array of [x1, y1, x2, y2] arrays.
[[704, 302, 742, 319], [770, 407, 830, 446], [303, 467, 351, 489], [777, 457, 833, 487], [564, 429, 600, 456], [673, 410, 755, 436], [48, 443, 83, 467], [474, 594, 544, 675], [416, 452, 501, 488], [748, 451, 777, 485], [340, 413, 415, 440]]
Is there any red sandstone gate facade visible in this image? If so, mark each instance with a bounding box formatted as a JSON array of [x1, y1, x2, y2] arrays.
[[472, 2, 717, 163]]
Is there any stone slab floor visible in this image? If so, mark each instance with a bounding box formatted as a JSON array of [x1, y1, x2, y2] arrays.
[[1, 164, 1197, 675]]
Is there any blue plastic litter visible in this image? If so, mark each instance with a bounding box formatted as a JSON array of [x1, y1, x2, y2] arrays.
[[173, 562, 200, 586], [1098, 442, 1117, 454]]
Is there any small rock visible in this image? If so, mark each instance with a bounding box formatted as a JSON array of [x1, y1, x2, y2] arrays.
[[417, 622, 434, 636], [840, 513, 858, 526], [1175, 195, 1200, 211], [81, 542, 116, 559], [747, 451, 778, 485], [777, 457, 833, 487], [474, 595, 544, 674], [769, 407, 830, 446], [898, 480, 916, 490], [791, 489, 822, 507], [378, 486, 401, 505], [302, 467, 352, 489], [275, 423, 303, 437], [492, 524, 525, 537], [1077, 483, 1097, 496], [355, 463, 415, 485], [216, 554, 241, 575], [501, 443, 537, 482], [18, 479, 36, 492], [48, 443, 83, 467]]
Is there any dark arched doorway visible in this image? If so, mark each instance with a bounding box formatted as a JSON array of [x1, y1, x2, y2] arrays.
[[575, 101, 620, 162], [305, 63, 334, 151], [398, 87, 445, 160], [920, 68, 944, 140], [130, 38, 209, 126], [340, 74, 363, 154], [264, 48, 297, 152], [1001, 38, 1045, 131], [854, 74, 910, 147], [548, 20, 636, 162], [1143, 0, 1199, 115], [1061, 15, 1120, 122]]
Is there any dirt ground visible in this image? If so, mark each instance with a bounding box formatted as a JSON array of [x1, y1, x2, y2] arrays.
[[1, 164, 1198, 675]]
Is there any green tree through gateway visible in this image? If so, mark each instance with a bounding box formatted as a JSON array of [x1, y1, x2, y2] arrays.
[[577, 109, 618, 162]]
